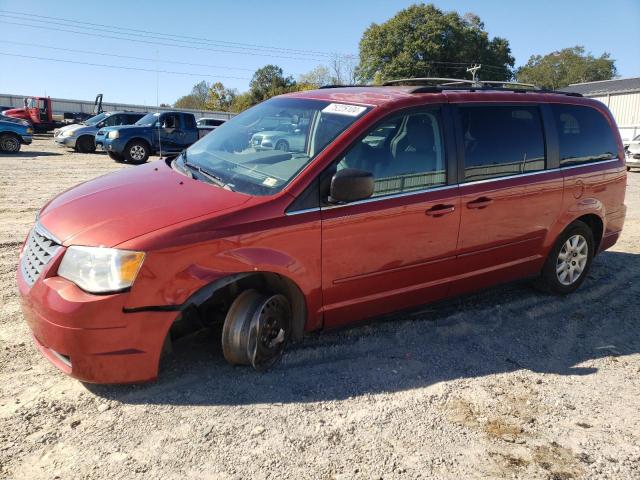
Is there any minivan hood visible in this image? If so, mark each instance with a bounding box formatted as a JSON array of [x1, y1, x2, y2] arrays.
[[38, 160, 251, 247]]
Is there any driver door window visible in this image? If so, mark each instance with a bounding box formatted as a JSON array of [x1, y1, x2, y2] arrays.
[[336, 110, 446, 198]]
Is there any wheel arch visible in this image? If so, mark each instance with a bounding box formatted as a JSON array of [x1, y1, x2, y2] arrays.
[[573, 213, 604, 254], [179, 271, 308, 342]]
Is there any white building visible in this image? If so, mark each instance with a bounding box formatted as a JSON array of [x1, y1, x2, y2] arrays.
[[564, 77, 640, 142]]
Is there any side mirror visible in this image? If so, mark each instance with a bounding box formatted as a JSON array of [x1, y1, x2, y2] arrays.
[[155, 121, 161, 128], [96, 122, 105, 128], [329, 168, 374, 203]]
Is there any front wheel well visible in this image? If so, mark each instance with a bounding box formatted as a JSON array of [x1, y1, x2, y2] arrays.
[[574, 214, 603, 254], [178, 272, 307, 342]]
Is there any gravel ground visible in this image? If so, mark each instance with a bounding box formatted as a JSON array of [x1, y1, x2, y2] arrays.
[[0, 136, 639, 480]]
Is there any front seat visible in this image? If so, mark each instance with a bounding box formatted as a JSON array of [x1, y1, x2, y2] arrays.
[[382, 116, 436, 177]]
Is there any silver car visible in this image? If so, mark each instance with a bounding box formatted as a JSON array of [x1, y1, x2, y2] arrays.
[[626, 134, 640, 170], [250, 122, 308, 152], [54, 111, 144, 153]]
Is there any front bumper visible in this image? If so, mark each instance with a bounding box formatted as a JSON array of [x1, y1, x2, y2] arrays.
[[21, 134, 33, 145], [54, 135, 77, 148], [97, 136, 125, 153], [17, 247, 176, 384]]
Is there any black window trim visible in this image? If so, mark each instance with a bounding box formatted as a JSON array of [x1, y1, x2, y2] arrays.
[[451, 102, 551, 184]]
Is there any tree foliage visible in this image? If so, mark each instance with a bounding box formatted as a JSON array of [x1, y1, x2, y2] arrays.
[[357, 4, 514, 82], [516, 46, 617, 89], [298, 65, 333, 88], [205, 82, 237, 111], [249, 64, 296, 102], [174, 80, 210, 109]]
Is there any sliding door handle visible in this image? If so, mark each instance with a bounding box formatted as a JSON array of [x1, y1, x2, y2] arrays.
[[426, 204, 456, 217], [467, 197, 493, 209]]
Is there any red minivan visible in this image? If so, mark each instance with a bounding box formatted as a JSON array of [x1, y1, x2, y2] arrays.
[[17, 80, 627, 383]]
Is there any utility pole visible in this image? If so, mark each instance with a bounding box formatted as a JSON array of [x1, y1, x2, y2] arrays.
[[467, 64, 481, 84]]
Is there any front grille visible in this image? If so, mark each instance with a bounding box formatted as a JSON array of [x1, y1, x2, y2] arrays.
[[20, 224, 62, 286]]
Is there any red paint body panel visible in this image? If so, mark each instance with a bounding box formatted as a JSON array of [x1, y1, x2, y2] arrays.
[[16, 88, 628, 383]]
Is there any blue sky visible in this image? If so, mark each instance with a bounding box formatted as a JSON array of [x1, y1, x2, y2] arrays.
[[0, 0, 638, 106]]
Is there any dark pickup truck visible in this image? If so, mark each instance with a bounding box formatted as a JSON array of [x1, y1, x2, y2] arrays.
[[96, 111, 200, 163]]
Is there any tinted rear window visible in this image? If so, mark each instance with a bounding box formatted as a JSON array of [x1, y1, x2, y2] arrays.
[[552, 104, 618, 166], [459, 105, 546, 182], [184, 115, 196, 129]]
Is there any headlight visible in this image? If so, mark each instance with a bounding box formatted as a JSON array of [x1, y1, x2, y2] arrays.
[[61, 130, 75, 137], [26, 127, 33, 134], [58, 246, 145, 293], [107, 131, 119, 139]]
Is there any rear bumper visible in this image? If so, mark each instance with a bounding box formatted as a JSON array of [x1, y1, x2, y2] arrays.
[[17, 262, 176, 384], [626, 154, 640, 167]]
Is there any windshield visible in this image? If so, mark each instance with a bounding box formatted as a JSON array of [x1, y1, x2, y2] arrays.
[[185, 98, 369, 195], [135, 112, 160, 126], [84, 112, 110, 126]]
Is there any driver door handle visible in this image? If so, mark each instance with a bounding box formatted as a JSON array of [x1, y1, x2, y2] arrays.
[[467, 197, 494, 209], [425, 204, 456, 217]]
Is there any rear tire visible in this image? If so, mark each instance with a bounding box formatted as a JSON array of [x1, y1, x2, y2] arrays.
[[534, 220, 594, 295], [275, 140, 289, 152], [125, 141, 150, 164], [221, 290, 291, 371], [76, 135, 96, 153], [107, 151, 124, 162], [0, 133, 21, 153]]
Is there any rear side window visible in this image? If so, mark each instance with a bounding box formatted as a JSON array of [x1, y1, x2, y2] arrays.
[[552, 104, 618, 166], [184, 115, 196, 129], [459, 106, 546, 182]]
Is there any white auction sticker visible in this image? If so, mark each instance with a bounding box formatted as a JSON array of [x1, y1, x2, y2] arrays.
[[321, 103, 367, 117]]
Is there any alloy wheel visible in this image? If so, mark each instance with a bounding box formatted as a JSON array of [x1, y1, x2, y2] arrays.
[[130, 145, 146, 161], [556, 234, 588, 285]]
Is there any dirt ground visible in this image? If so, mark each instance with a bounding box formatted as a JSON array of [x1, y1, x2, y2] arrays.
[[0, 136, 638, 480]]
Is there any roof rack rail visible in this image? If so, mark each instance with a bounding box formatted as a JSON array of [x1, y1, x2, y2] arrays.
[[383, 77, 582, 97], [316, 78, 582, 97], [383, 77, 480, 87]]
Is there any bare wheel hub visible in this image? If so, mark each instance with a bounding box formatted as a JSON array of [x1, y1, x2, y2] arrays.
[[222, 290, 291, 371]]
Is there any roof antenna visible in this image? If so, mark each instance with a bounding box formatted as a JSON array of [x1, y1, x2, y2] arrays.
[[156, 48, 162, 158], [467, 64, 482, 86]]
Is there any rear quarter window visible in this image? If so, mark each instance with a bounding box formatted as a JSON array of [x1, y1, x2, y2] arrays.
[[184, 115, 196, 129], [552, 104, 618, 167]]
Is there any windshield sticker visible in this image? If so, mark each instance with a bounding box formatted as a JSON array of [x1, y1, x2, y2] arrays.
[[321, 103, 367, 117], [262, 177, 278, 187]]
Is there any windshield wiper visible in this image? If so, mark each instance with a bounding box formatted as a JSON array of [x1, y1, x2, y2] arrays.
[[182, 151, 234, 191]]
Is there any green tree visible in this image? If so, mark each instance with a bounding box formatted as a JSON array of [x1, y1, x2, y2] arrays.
[[205, 82, 237, 111], [230, 92, 254, 113], [174, 80, 210, 109], [516, 46, 617, 90], [249, 65, 296, 102], [357, 4, 514, 83], [298, 65, 333, 88]]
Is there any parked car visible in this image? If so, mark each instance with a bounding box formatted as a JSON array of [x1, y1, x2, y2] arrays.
[[96, 111, 199, 163], [250, 119, 309, 152], [0, 116, 33, 153], [54, 111, 146, 153], [17, 81, 627, 383], [197, 117, 226, 129], [625, 133, 640, 170], [197, 117, 226, 139]]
